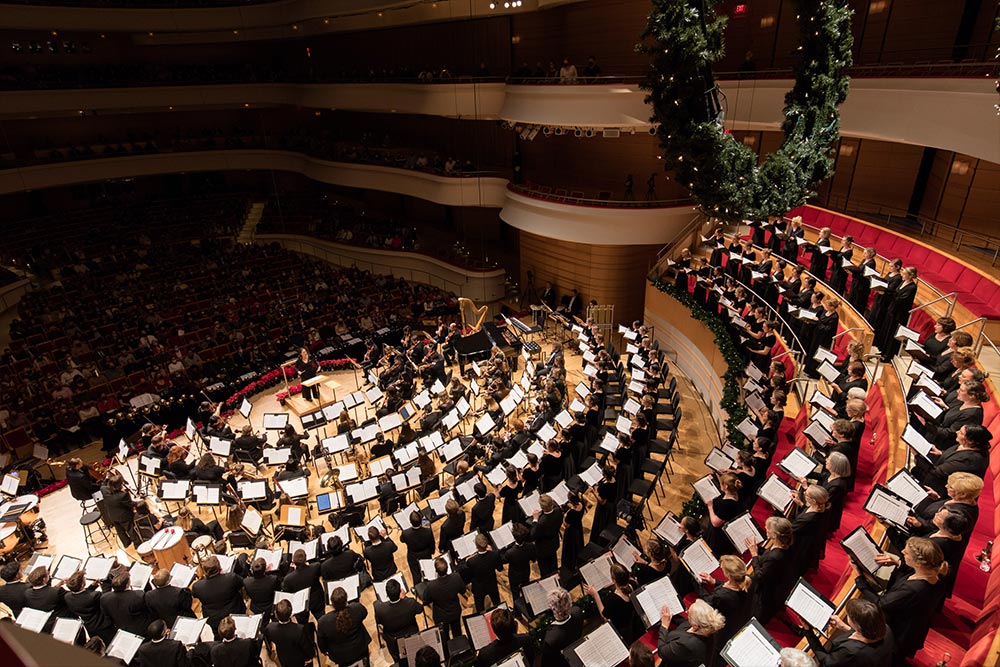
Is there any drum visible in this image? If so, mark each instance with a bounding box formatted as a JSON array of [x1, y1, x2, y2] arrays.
[[149, 526, 192, 570], [190, 535, 214, 564], [136, 540, 157, 568]]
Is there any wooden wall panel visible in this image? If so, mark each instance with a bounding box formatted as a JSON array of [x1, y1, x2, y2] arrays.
[[918, 150, 952, 221], [960, 159, 1000, 237], [844, 139, 923, 212], [878, 1, 965, 63], [519, 230, 659, 324]]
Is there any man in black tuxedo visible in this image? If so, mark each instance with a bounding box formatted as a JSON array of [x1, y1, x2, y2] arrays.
[[65, 457, 102, 502], [210, 616, 263, 667], [282, 549, 326, 624], [243, 557, 280, 623], [100, 570, 151, 637], [539, 588, 584, 667], [540, 282, 556, 309], [263, 600, 315, 667], [502, 523, 536, 601], [363, 526, 399, 582], [144, 568, 195, 627], [100, 474, 141, 548], [0, 562, 29, 617], [64, 571, 116, 644], [192, 556, 246, 637], [460, 534, 503, 612], [374, 578, 422, 665], [469, 483, 496, 533], [531, 494, 564, 577], [420, 557, 467, 641], [400, 511, 435, 584], [23, 566, 67, 631], [233, 425, 266, 464], [136, 619, 190, 667]]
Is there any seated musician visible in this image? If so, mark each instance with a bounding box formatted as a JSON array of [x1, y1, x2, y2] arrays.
[[376, 387, 405, 418], [227, 463, 275, 511], [233, 425, 265, 464], [66, 457, 103, 502], [419, 349, 447, 387]]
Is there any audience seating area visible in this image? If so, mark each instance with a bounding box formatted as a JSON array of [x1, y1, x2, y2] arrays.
[[788, 205, 1000, 320]]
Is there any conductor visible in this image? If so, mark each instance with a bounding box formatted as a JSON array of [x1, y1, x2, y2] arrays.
[[296, 348, 319, 402]]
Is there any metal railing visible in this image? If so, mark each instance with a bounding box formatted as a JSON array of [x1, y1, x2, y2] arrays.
[[648, 214, 709, 279]]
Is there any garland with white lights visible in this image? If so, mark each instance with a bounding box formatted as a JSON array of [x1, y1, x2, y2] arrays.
[[639, 0, 853, 221]]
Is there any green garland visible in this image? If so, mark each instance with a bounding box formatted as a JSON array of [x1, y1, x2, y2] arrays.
[[639, 0, 853, 221], [652, 279, 748, 519]]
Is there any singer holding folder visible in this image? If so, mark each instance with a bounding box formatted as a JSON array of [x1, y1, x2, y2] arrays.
[[803, 599, 892, 667]]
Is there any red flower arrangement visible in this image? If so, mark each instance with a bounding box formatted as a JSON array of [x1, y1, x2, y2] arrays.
[[274, 359, 356, 403]]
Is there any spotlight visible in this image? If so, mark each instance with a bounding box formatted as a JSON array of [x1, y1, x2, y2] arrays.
[[574, 128, 583, 137], [489, 2, 495, 7], [527, 127, 539, 141], [503, 2, 510, 7], [648, 126, 657, 135], [542, 126, 553, 136], [554, 127, 565, 136]]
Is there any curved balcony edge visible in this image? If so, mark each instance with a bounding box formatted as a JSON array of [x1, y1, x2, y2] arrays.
[[0, 149, 510, 206], [255, 233, 507, 303]]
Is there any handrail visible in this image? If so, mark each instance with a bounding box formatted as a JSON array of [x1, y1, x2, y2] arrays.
[[507, 183, 693, 209], [833, 327, 864, 341], [648, 214, 709, 278], [908, 292, 957, 316]]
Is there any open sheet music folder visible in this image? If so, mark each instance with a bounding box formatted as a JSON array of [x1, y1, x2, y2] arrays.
[[721, 618, 782, 667]]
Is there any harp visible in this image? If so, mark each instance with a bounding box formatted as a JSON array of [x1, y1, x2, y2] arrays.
[[458, 297, 489, 333]]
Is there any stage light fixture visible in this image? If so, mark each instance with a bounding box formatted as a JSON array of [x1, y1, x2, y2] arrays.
[[648, 126, 657, 135], [489, 2, 495, 7], [574, 128, 583, 137], [584, 128, 595, 137], [542, 126, 552, 136], [554, 127, 565, 135]]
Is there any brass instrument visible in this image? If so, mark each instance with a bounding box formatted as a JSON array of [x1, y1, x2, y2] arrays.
[[320, 454, 344, 490]]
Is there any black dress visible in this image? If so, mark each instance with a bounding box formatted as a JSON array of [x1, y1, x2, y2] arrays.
[[560, 505, 584, 569], [521, 465, 540, 495], [589, 479, 617, 543], [499, 482, 524, 524], [857, 574, 944, 658], [600, 588, 640, 645], [750, 547, 796, 623], [705, 497, 741, 556], [700, 585, 751, 665], [791, 509, 830, 573], [867, 271, 901, 334], [877, 280, 917, 359]]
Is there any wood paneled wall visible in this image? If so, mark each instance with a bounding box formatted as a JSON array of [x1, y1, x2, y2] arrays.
[[519, 230, 659, 324]]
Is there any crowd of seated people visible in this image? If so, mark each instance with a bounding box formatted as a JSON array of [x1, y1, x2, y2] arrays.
[[0, 201, 458, 460]]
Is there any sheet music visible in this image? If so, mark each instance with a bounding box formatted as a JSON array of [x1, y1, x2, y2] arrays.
[[475, 412, 496, 435], [374, 573, 407, 601], [522, 574, 560, 616], [489, 523, 515, 551], [52, 555, 81, 581], [804, 420, 831, 446], [466, 604, 507, 650], [865, 487, 910, 526], [288, 538, 319, 561], [909, 391, 943, 421], [262, 448, 291, 465], [485, 466, 507, 487], [192, 484, 220, 505], [736, 417, 758, 439], [809, 390, 837, 413], [273, 588, 309, 615], [441, 438, 464, 462], [611, 535, 639, 568], [779, 448, 818, 479], [680, 539, 719, 576], [692, 475, 721, 504], [231, 614, 262, 640], [841, 527, 882, 574], [52, 617, 82, 643], [325, 575, 361, 602], [886, 470, 929, 507], [84, 556, 114, 581], [757, 474, 794, 512], [500, 395, 518, 416], [107, 630, 144, 663], [746, 391, 766, 415], [579, 553, 615, 591], [129, 562, 153, 590], [15, 607, 51, 633], [614, 415, 632, 434], [427, 492, 453, 518], [263, 413, 289, 429], [346, 477, 379, 504], [452, 532, 480, 560], [278, 477, 309, 499], [723, 620, 781, 667], [171, 616, 208, 645], [575, 382, 590, 398], [253, 547, 283, 572], [901, 424, 934, 461], [160, 479, 190, 501], [653, 512, 684, 545], [635, 575, 683, 626], [402, 628, 444, 664], [723, 513, 764, 553], [598, 432, 619, 454], [168, 563, 197, 589], [420, 554, 452, 581], [536, 423, 557, 443], [571, 622, 629, 667], [894, 325, 919, 342], [578, 463, 603, 487], [816, 360, 840, 382], [321, 434, 350, 454], [518, 491, 541, 517], [548, 481, 570, 507], [704, 447, 734, 472], [242, 507, 263, 535], [786, 579, 834, 630]]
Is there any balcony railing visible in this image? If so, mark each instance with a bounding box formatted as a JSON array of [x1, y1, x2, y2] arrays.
[[509, 182, 692, 209]]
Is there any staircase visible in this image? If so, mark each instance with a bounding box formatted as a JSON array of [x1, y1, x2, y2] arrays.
[[237, 201, 266, 244]]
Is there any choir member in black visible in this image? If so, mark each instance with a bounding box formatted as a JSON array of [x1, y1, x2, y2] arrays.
[[63, 571, 115, 644], [136, 620, 189, 667], [916, 380, 987, 455], [100, 570, 152, 637], [748, 516, 797, 624], [498, 467, 524, 524], [923, 316, 957, 359], [632, 537, 679, 586], [422, 557, 467, 641], [807, 297, 841, 374], [243, 557, 279, 624], [705, 472, 743, 556], [190, 452, 225, 483], [263, 600, 314, 667], [531, 493, 564, 576], [768, 216, 787, 253], [804, 451, 852, 532], [540, 588, 584, 667], [737, 239, 758, 284], [521, 452, 541, 495], [707, 228, 729, 266], [321, 536, 369, 590], [586, 563, 640, 645], [724, 235, 744, 278], [657, 599, 726, 667], [433, 499, 464, 557], [807, 227, 833, 279], [832, 360, 868, 415], [503, 523, 536, 601], [828, 236, 854, 293], [905, 472, 981, 553], [373, 577, 422, 664], [461, 533, 503, 612], [295, 348, 319, 402], [876, 266, 918, 360], [282, 549, 326, 624], [866, 257, 901, 329], [696, 556, 752, 659], [745, 319, 777, 373], [476, 607, 535, 667], [316, 587, 370, 667], [211, 616, 262, 667], [795, 291, 824, 355], [856, 537, 948, 661], [560, 491, 586, 571], [672, 248, 693, 291], [804, 598, 893, 667], [915, 423, 989, 499], [144, 568, 195, 628], [233, 425, 265, 464], [192, 556, 247, 637], [0, 563, 28, 618], [783, 216, 806, 262], [790, 485, 832, 574], [933, 340, 976, 393], [401, 510, 435, 584], [588, 464, 618, 544], [469, 483, 497, 533], [363, 526, 398, 582], [846, 247, 878, 312], [66, 457, 102, 502], [827, 419, 860, 488]]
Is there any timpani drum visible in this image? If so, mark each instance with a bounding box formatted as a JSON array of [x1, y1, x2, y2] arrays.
[[0, 523, 19, 560], [150, 526, 192, 570]]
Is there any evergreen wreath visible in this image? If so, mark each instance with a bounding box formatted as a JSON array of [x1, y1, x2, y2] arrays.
[[639, 0, 853, 221]]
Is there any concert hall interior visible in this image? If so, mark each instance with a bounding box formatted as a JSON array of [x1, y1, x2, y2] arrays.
[[0, 1, 999, 667]]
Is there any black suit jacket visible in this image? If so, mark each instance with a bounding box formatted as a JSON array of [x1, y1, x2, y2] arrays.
[[192, 573, 246, 628], [264, 620, 314, 667], [282, 564, 326, 619], [374, 597, 422, 643], [470, 495, 497, 533], [0, 581, 29, 617], [502, 542, 537, 583], [364, 539, 399, 582], [320, 551, 364, 582], [144, 585, 194, 626], [23, 585, 66, 622], [477, 634, 535, 667], [401, 526, 436, 569], [422, 572, 466, 623], [438, 512, 466, 553], [461, 550, 502, 595], [136, 638, 190, 667], [531, 508, 564, 557], [100, 589, 151, 636], [210, 637, 262, 667], [65, 588, 115, 640], [540, 607, 584, 667], [243, 574, 279, 616]]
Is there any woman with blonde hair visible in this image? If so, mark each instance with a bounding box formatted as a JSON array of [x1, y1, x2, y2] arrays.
[[790, 485, 831, 573], [696, 555, 751, 653], [657, 598, 726, 667], [856, 537, 947, 659]]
